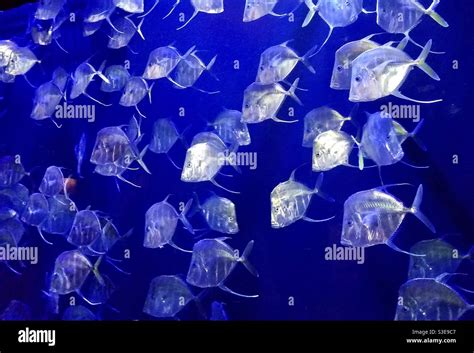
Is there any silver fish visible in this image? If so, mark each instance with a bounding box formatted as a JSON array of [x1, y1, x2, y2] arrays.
[[83, 21, 103, 37], [193, 193, 239, 234], [241, 78, 301, 124], [143, 196, 193, 252], [210, 109, 250, 146], [186, 238, 259, 297], [0, 156, 27, 188], [350, 40, 441, 104], [312, 130, 355, 172], [243, 0, 294, 22], [39, 166, 66, 197], [67, 210, 102, 248], [0, 184, 30, 214], [20, 193, 49, 227], [70, 61, 110, 105], [62, 305, 97, 321], [35, 0, 66, 20], [256, 41, 317, 84], [107, 16, 145, 49], [341, 185, 436, 254], [173, 0, 225, 30], [302, 106, 351, 148], [395, 277, 473, 321], [49, 250, 103, 298], [149, 118, 185, 169], [142, 45, 195, 80], [143, 275, 196, 318], [271, 169, 334, 228], [31, 81, 64, 127], [119, 76, 154, 117], [408, 239, 471, 280], [181, 132, 238, 193], [376, 0, 448, 36], [100, 65, 130, 92], [41, 194, 77, 236], [169, 52, 217, 92], [3, 46, 40, 76], [83, 0, 120, 33], [331, 35, 380, 90]]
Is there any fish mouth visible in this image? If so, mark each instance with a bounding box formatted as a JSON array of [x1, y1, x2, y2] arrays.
[[349, 94, 361, 102]]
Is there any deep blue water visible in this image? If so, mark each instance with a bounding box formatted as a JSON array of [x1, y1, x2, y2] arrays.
[[0, 0, 473, 321]]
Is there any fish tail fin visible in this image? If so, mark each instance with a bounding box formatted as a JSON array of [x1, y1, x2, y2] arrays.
[[302, 0, 318, 27], [351, 135, 364, 171], [287, 78, 303, 105], [302, 43, 318, 70], [187, 192, 202, 218], [95, 60, 109, 83], [206, 55, 218, 72], [239, 240, 259, 277], [313, 173, 335, 202], [93, 256, 105, 286], [178, 125, 191, 149], [425, 0, 449, 27], [136, 17, 146, 40], [415, 40, 441, 81], [396, 36, 410, 51], [176, 10, 198, 30], [182, 45, 197, 58], [410, 185, 436, 233], [180, 198, 195, 234], [409, 119, 428, 151], [138, 145, 152, 174], [148, 82, 155, 104]]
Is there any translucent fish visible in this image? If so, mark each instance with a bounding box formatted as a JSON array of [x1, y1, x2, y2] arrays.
[[143, 275, 196, 318], [312, 130, 355, 172], [181, 132, 238, 193], [0, 217, 25, 246], [80, 272, 115, 305], [52, 67, 68, 92], [271, 169, 334, 228], [107, 16, 144, 49], [90, 125, 150, 181], [89, 219, 130, 254], [30, 81, 64, 125], [83, 0, 118, 31], [49, 250, 103, 297], [256, 41, 317, 84], [243, 0, 293, 22], [193, 193, 239, 234], [75, 133, 87, 177], [114, 0, 144, 14], [0, 40, 17, 68], [174, 0, 225, 30], [169, 52, 217, 91], [119, 76, 154, 116], [142, 45, 196, 80], [331, 35, 380, 90], [100, 65, 130, 92], [210, 109, 251, 146], [341, 185, 436, 254], [62, 305, 97, 321], [241, 78, 301, 124], [186, 239, 259, 297], [143, 196, 194, 252], [0, 300, 32, 320], [210, 301, 228, 321], [3, 46, 40, 76], [395, 278, 473, 321], [350, 40, 441, 104], [0, 184, 29, 214], [39, 166, 66, 197], [377, 0, 449, 36], [70, 61, 110, 105], [67, 210, 102, 248], [21, 193, 49, 227], [41, 194, 77, 235], [0, 156, 27, 188], [302, 106, 352, 147], [35, 0, 66, 20], [30, 19, 55, 46], [408, 239, 469, 280], [149, 118, 182, 154]]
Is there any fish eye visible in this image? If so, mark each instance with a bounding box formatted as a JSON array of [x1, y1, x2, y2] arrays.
[[402, 306, 410, 312], [316, 152, 321, 158], [347, 220, 353, 226], [259, 66, 264, 71], [355, 76, 362, 83], [337, 65, 344, 72], [245, 104, 250, 108]]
